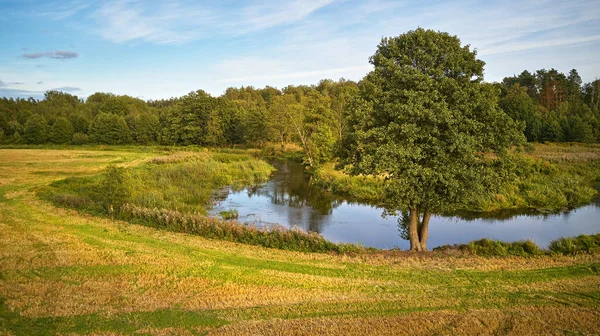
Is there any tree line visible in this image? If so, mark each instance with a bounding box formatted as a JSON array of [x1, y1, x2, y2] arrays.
[[0, 66, 599, 166]]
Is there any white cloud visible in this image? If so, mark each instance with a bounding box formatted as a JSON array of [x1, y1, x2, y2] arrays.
[[87, 0, 341, 44], [217, 65, 371, 83], [480, 35, 600, 56]]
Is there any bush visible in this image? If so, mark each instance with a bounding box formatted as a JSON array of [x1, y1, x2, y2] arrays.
[[72, 132, 89, 145], [434, 238, 544, 257], [219, 209, 239, 220], [549, 233, 600, 255], [97, 165, 130, 213]]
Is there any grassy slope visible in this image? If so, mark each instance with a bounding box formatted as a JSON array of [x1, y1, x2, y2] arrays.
[[0, 148, 599, 335]]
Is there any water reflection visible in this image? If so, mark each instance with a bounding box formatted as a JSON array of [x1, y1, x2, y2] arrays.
[[210, 160, 600, 249], [211, 160, 343, 233]]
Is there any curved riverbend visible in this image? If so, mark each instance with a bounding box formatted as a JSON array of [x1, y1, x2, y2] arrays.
[[210, 160, 600, 249]]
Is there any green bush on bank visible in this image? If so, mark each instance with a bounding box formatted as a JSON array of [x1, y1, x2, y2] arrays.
[[549, 233, 600, 255], [434, 233, 600, 256], [434, 238, 545, 257]]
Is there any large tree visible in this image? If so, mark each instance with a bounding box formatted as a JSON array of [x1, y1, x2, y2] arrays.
[[344, 28, 524, 251]]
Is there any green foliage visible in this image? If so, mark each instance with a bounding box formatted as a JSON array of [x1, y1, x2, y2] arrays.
[[434, 238, 544, 257], [126, 112, 159, 144], [23, 114, 48, 144], [500, 84, 540, 141], [9, 131, 22, 144], [434, 233, 600, 257], [49, 117, 74, 144], [343, 28, 525, 251], [90, 113, 132, 144], [69, 112, 90, 134], [72, 132, 89, 145], [549, 233, 600, 255], [97, 165, 130, 213], [219, 209, 239, 220], [501, 69, 599, 143], [313, 165, 384, 203]]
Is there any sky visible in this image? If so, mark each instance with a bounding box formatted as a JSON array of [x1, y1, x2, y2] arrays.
[[0, 0, 599, 100]]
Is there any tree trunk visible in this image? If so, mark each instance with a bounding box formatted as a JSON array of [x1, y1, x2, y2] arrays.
[[419, 211, 431, 251], [408, 207, 422, 251]]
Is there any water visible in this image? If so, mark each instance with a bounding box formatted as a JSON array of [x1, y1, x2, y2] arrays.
[[209, 160, 600, 249]]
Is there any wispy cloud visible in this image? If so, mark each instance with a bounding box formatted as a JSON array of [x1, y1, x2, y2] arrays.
[[22, 50, 79, 59], [218, 65, 371, 83], [52, 86, 81, 92], [239, 0, 339, 32], [480, 34, 600, 56], [36, 0, 91, 20], [0, 88, 43, 99], [81, 0, 342, 44], [0, 80, 25, 87]]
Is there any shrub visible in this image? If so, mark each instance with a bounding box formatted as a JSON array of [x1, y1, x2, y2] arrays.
[[72, 132, 89, 145], [220, 209, 239, 220], [468, 239, 508, 256], [549, 233, 600, 255], [97, 165, 130, 213], [434, 238, 545, 257]]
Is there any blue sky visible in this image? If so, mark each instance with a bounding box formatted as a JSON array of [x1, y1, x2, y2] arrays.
[[0, 0, 599, 100]]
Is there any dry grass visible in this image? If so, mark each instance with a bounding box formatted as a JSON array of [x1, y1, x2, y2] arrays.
[[0, 148, 599, 335], [528, 143, 600, 163], [211, 307, 600, 336]]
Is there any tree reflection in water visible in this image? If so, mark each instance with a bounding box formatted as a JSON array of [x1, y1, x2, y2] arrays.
[[218, 160, 343, 234]]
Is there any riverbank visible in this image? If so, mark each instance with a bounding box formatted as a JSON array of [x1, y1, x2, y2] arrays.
[[1, 148, 600, 335], [314, 143, 600, 213]]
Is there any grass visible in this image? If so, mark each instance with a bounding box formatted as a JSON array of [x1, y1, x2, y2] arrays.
[[219, 209, 239, 220], [39, 149, 275, 215], [314, 143, 600, 213], [0, 147, 599, 335]]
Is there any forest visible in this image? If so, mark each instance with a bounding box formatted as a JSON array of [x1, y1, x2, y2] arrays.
[[1, 68, 599, 167]]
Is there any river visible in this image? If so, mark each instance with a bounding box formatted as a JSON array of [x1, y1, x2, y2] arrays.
[[209, 160, 600, 249]]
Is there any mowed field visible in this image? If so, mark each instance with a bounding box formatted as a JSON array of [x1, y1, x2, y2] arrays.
[[0, 148, 599, 335]]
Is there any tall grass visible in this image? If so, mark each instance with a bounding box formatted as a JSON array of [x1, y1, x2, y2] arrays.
[[313, 163, 384, 204], [128, 152, 274, 213], [119, 203, 362, 253], [40, 151, 275, 214], [549, 233, 600, 255]]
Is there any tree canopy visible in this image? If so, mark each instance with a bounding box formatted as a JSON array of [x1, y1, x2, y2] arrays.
[[344, 28, 524, 251]]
